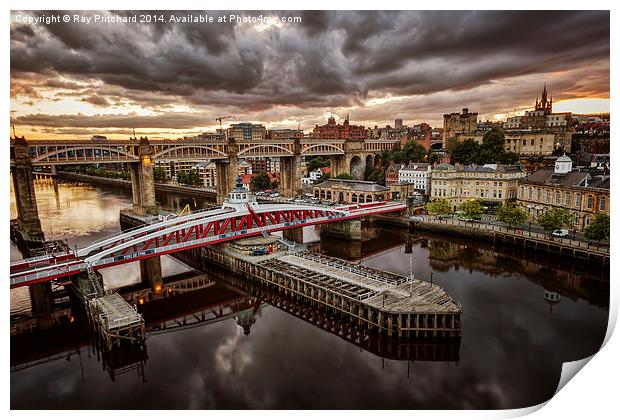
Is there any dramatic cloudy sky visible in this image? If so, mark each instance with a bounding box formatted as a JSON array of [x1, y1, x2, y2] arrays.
[[10, 10, 610, 139]]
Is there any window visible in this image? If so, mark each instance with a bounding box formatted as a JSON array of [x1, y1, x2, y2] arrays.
[[499, 190, 503, 199], [584, 216, 590, 228], [528, 188, 533, 199], [530, 139, 534, 146], [564, 192, 570, 206], [555, 191, 560, 204], [587, 195, 593, 209], [576, 194, 581, 207], [493, 190, 497, 198], [573, 212, 579, 226], [546, 191, 550, 203], [537, 189, 541, 200], [600, 197, 606, 211]]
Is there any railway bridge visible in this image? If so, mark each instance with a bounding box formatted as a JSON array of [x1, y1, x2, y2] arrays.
[[10, 135, 399, 239]]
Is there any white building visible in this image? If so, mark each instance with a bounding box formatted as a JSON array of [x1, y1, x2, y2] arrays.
[[398, 163, 431, 194]]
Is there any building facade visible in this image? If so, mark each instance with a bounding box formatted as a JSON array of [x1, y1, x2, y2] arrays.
[[312, 179, 389, 203], [516, 155, 610, 231], [384, 163, 403, 186], [312, 116, 369, 140], [430, 163, 527, 210], [398, 163, 431, 195], [227, 122, 267, 140], [266, 129, 304, 139]]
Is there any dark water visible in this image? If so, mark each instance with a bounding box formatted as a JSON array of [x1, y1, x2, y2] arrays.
[[10, 178, 609, 409]]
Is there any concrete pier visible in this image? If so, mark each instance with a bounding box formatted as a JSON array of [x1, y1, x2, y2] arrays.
[[10, 137, 43, 242], [128, 137, 157, 216], [202, 245, 461, 338]]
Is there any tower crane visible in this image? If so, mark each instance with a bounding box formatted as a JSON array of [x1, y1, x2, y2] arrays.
[[215, 116, 232, 130]]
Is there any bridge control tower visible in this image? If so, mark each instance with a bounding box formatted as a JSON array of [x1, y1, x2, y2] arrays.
[[223, 176, 258, 211]]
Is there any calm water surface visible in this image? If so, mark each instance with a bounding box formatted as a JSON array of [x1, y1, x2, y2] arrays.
[[10, 179, 609, 409]]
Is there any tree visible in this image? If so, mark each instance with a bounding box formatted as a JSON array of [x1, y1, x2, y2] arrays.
[[584, 214, 610, 243], [537, 208, 572, 231], [177, 170, 202, 186], [367, 168, 385, 185], [250, 172, 271, 191], [427, 149, 440, 164], [426, 198, 453, 216], [402, 141, 426, 163], [154, 166, 166, 183], [458, 199, 485, 218], [450, 138, 480, 165], [307, 156, 330, 172], [496, 204, 528, 227], [315, 173, 331, 184], [334, 173, 354, 180], [479, 127, 506, 161]]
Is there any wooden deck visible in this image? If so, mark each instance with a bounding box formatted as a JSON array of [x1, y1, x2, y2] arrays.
[[87, 292, 145, 350]]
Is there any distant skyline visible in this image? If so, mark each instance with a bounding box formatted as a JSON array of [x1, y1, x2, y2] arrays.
[[10, 10, 610, 139]]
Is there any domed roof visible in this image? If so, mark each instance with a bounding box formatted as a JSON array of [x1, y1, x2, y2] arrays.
[[556, 154, 572, 162]]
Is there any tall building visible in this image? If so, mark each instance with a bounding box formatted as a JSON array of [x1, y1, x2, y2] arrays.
[[395, 119, 403, 129], [516, 155, 609, 231], [227, 122, 267, 141], [312, 116, 368, 140], [443, 108, 478, 143]]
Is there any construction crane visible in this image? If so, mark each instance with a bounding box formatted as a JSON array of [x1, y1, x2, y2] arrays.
[[215, 116, 232, 130]]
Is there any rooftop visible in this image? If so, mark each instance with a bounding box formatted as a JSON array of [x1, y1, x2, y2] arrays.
[[313, 178, 389, 192]]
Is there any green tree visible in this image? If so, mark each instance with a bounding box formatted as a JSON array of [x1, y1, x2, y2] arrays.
[[584, 214, 610, 243], [334, 173, 354, 180], [250, 172, 271, 191], [479, 127, 506, 162], [367, 168, 385, 185], [154, 166, 166, 183], [177, 170, 202, 186], [315, 173, 331, 184], [307, 156, 330, 172], [426, 198, 453, 216], [402, 141, 426, 163], [537, 208, 572, 231], [458, 199, 485, 218], [450, 138, 480, 165], [427, 149, 440, 164], [496, 204, 528, 227]]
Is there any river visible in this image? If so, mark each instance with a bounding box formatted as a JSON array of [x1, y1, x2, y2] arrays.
[[9, 178, 609, 409]]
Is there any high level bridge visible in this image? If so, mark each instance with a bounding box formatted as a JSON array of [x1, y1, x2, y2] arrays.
[[10, 179, 405, 289], [10, 135, 399, 240]]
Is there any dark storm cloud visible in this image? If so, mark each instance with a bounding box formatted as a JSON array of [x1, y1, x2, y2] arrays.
[[10, 10, 609, 131], [11, 112, 212, 129]]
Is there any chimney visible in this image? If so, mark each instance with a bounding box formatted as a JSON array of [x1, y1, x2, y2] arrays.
[[462, 108, 469, 114]]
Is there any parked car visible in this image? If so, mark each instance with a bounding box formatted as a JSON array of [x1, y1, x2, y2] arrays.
[[458, 216, 481, 222], [552, 229, 569, 237], [410, 216, 424, 222]]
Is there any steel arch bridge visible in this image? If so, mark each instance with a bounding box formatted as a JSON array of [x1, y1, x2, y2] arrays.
[[10, 200, 405, 289]]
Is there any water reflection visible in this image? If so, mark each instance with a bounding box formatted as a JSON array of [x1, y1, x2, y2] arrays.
[[10, 180, 609, 409]]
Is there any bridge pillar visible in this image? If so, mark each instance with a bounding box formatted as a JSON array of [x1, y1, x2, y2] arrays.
[[129, 138, 157, 215], [344, 140, 366, 180], [280, 139, 302, 197], [320, 220, 362, 241], [140, 256, 163, 292], [215, 138, 238, 204], [282, 227, 304, 244], [330, 156, 344, 177], [11, 137, 44, 241]]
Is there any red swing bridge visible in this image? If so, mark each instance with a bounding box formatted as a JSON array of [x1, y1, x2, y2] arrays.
[[10, 181, 405, 289]]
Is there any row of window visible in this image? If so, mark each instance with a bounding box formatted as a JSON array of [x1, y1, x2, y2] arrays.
[[519, 187, 607, 211]]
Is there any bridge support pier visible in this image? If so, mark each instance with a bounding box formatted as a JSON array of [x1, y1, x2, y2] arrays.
[[282, 227, 304, 244], [140, 256, 163, 292], [280, 139, 302, 197], [128, 138, 157, 216], [320, 220, 362, 241], [330, 156, 345, 177], [216, 139, 238, 204], [11, 137, 44, 243]]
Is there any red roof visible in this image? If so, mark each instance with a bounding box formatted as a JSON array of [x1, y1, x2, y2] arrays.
[[319, 166, 331, 174]]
